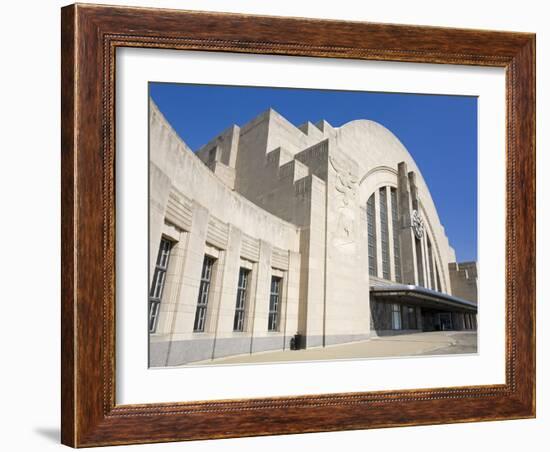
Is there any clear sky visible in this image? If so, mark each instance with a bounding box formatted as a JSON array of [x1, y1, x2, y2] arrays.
[[150, 82, 477, 262]]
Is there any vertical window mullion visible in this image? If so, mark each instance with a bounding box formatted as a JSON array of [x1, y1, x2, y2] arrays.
[[156, 271, 166, 298]]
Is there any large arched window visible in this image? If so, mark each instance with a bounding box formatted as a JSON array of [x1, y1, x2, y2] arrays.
[[366, 193, 377, 276], [367, 186, 403, 282], [367, 183, 445, 291]]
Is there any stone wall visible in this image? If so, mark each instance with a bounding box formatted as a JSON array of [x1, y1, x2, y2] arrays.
[[449, 261, 478, 303], [149, 101, 303, 366]]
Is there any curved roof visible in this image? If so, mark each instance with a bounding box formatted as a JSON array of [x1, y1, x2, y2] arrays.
[[332, 117, 457, 292], [334, 117, 455, 257]]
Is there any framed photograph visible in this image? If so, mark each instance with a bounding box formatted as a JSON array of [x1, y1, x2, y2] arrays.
[[61, 3, 535, 447]]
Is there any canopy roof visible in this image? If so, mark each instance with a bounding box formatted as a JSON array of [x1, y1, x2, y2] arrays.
[[370, 284, 477, 313]]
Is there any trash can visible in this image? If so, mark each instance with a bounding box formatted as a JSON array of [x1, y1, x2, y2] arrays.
[[290, 333, 304, 350], [290, 336, 296, 350]]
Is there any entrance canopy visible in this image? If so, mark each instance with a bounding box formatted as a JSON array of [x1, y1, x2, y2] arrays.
[[370, 284, 477, 313]]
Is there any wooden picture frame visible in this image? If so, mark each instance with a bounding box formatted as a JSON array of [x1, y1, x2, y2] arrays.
[[61, 3, 535, 447]]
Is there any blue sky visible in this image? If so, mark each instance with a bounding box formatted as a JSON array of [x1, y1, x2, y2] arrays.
[[150, 83, 477, 262]]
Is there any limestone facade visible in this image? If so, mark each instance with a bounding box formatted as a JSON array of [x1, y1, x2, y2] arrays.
[[148, 99, 478, 366]]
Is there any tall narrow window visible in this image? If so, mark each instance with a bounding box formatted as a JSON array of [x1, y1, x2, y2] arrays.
[[379, 188, 390, 279], [367, 194, 377, 276], [427, 237, 435, 290], [208, 147, 217, 164], [193, 255, 215, 332], [233, 268, 250, 332], [415, 237, 425, 287], [406, 306, 417, 329], [268, 276, 282, 332], [390, 188, 402, 283], [391, 303, 402, 330], [149, 238, 172, 333]]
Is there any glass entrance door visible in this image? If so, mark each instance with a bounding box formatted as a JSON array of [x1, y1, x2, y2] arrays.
[[439, 313, 452, 331]]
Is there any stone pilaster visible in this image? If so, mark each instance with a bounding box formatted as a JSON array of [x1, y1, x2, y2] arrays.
[[374, 188, 383, 278], [397, 162, 417, 285], [421, 231, 431, 289], [387, 187, 396, 282], [408, 170, 426, 287], [154, 225, 187, 337], [282, 250, 301, 348], [211, 226, 242, 358], [157, 203, 210, 366], [249, 240, 272, 352], [148, 165, 172, 284], [168, 203, 210, 338]]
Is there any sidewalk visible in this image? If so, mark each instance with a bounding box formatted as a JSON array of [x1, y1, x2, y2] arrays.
[[190, 331, 477, 366]]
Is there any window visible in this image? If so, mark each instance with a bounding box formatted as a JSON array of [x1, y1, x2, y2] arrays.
[[208, 146, 217, 164], [193, 255, 215, 332], [390, 188, 402, 283], [233, 268, 250, 332], [367, 194, 377, 276], [427, 237, 435, 290], [379, 187, 390, 279], [149, 237, 172, 333], [406, 306, 417, 329], [391, 303, 402, 330], [268, 276, 282, 332]]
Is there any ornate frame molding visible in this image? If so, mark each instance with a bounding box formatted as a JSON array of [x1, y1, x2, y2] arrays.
[[61, 4, 535, 447]]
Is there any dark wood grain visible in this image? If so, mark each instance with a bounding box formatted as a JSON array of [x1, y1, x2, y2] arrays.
[[60, 3, 536, 447], [60, 5, 76, 447]]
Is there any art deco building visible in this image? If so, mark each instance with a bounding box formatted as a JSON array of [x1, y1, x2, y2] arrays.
[[148, 99, 478, 366]]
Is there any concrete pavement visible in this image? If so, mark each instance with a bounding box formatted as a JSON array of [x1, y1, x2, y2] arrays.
[[189, 331, 477, 365]]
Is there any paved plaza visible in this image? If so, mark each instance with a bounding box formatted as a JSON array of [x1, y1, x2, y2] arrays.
[[190, 331, 477, 365]]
